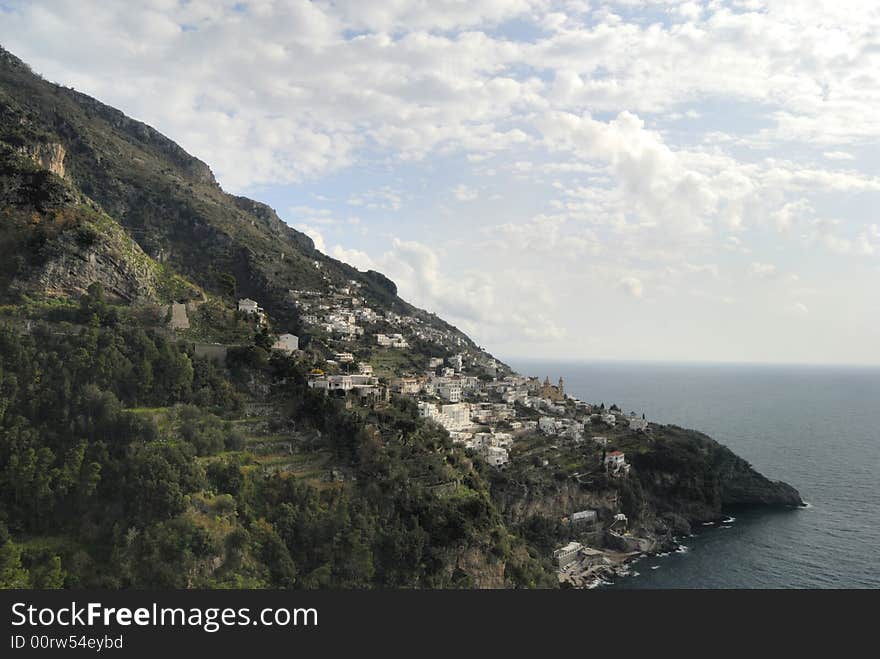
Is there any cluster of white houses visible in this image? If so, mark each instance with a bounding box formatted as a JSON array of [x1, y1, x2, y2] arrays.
[[348, 352, 651, 470], [241, 288, 648, 577], [265, 276, 646, 458], [376, 333, 410, 349], [288, 281, 469, 355]]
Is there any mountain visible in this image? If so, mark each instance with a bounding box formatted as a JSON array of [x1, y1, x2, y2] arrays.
[[0, 45, 801, 590], [0, 45, 490, 367]]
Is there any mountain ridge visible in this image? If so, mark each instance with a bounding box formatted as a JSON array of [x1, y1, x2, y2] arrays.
[[0, 42, 491, 366]]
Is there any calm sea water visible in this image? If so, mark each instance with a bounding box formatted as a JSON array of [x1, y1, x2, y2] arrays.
[[508, 360, 880, 589]]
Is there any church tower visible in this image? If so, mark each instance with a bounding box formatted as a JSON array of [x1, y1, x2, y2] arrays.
[[558, 377, 565, 397]]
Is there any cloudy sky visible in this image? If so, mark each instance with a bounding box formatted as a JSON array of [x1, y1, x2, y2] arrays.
[[3, 1, 879, 365]]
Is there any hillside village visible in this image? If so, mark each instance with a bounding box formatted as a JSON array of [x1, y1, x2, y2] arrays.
[[220, 282, 656, 586]]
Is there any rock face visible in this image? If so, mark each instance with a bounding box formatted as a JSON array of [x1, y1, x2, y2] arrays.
[[8, 215, 160, 303], [494, 479, 620, 525], [716, 454, 804, 507], [18, 142, 66, 178]]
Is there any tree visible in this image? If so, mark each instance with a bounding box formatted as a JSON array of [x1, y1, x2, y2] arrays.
[[255, 326, 274, 351], [0, 524, 29, 588], [251, 519, 296, 588], [27, 552, 65, 589], [218, 272, 236, 298]]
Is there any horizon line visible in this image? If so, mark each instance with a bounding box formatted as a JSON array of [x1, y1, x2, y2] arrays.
[[500, 356, 880, 368]]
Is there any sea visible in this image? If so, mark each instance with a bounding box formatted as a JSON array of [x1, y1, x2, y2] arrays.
[[508, 359, 880, 589]]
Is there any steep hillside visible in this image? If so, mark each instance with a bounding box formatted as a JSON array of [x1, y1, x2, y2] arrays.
[[0, 45, 540, 589], [0, 45, 485, 361]]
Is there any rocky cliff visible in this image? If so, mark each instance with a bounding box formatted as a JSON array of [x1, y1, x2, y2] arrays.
[[0, 146, 198, 303], [630, 425, 803, 523], [490, 422, 803, 561]]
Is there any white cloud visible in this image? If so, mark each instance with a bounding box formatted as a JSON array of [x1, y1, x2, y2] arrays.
[[773, 199, 813, 233], [823, 151, 855, 161], [368, 238, 567, 343], [748, 262, 778, 279], [787, 302, 809, 315], [618, 276, 644, 298], [4, 1, 880, 362], [681, 263, 720, 278], [330, 244, 377, 271], [296, 225, 327, 254], [453, 184, 479, 202], [347, 187, 403, 212]]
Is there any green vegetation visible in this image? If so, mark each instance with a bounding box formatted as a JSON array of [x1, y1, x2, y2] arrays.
[[0, 281, 552, 588]]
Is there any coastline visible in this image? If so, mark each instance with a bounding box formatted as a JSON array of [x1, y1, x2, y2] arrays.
[[560, 514, 757, 589], [560, 539, 690, 590]]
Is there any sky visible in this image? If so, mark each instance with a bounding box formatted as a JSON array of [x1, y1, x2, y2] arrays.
[[2, 0, 879, 365]]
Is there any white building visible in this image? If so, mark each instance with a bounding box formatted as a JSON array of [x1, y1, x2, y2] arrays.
[[421, 403, 472, 433], [238, 298, 260, 314], [309, 375, 353, 392], [571, 510, 598, 525], [553, 541, 584, 568], [538, 416, 558, 434], [484, 446, 509, 467], [438, 380, 462, 403], [327, 320, 362, 338], [392, 377, 421, 395], [376, 333, 409, 348], [238, 298, 266, 324], [309, 374, 379, 393], [439, 403, 471, 431], [334, 352, 355, 363], [428, 357, 444, 368], [629, 416, 649, 432], [605, 451, 628, 474], [272, 333, 299, 353], [460, 376, 480, 391], [418, 401, 442, 422]]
